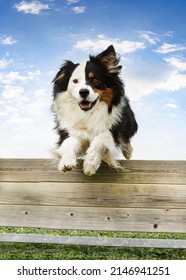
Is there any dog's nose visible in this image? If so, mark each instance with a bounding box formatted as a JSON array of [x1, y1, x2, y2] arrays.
[[79, 89, 89, 99]]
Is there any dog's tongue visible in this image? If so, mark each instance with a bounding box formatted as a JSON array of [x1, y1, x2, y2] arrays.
[[79, 101, 92, 110]]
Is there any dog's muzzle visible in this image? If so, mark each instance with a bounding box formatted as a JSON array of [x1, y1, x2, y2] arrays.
[[78, 89, 98, 111]]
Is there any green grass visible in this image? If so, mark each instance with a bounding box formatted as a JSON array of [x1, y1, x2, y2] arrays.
[[1, 227, 186, 260]]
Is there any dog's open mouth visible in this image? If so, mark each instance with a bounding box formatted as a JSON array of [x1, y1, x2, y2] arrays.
[[78, 98, 98, 111]]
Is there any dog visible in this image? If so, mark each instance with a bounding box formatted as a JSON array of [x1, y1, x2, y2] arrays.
[[52, 45, 138, 176]]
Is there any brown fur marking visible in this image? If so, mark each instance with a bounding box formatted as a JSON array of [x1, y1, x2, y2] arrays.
[[94, 87, 113, 109]]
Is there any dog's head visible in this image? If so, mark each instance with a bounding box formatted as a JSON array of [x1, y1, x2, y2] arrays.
[[53, 45, 122, 111]]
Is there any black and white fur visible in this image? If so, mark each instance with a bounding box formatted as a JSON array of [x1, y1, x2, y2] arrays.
[[52, 45, 138, 176]]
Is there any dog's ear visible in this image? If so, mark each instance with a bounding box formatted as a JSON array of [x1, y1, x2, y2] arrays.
[[52, 60, 77, 84], [52, 61, 79, 97], [96, 45, 122, 74]]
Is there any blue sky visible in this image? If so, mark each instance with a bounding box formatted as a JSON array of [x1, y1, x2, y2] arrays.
[[0, 0, 186, 159]]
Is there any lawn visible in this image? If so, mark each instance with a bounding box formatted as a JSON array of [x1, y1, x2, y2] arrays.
[[0, 227, 186, 260]]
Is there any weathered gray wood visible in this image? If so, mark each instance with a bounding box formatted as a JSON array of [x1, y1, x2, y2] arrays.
[[0, 205, 186, 233], [1, 158, 186, 172], [0, 233, 186, 248], [1, 182, 186, 209], [1, 159, 186, 184], [1, 158, 186, 247]]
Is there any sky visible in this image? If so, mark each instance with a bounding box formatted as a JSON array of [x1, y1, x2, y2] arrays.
[[0, 0, 186, 160]]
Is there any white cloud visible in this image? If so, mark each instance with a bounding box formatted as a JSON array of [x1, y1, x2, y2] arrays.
[[155, 43, 186, 54], [0, 85, 30, 124], [28, 88, 51, 117], [14, 1, 50, 15], [139, 30, 174, 46], [126, 70, 186, 100], [27, 70, 41, 79], [0, 35, 17, 45], [74, 36, 145, 54], [164, 56, 186, 71], [0, 70, 41, 85], [66, 0, 80, 4], [157, 72, 186, 92], [2, 85, 25, 100], [164, 103, 178, 109], [0, 105, 19, 117], [0, 58, 13, 69], [0, 119, 56, 158], [34, 88, 47, 98], [139, 31, 160, 45], [72, 6, 86, 14], [125, 72, 165, 100], [29, 98, 50, 116], [0, 86, 55, 157], [6, 116, 33, 124], [124, 56, 186, 100], [154, 56, 186, 92]]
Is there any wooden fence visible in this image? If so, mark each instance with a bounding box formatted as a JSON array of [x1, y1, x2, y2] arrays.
[[0, 158, 186, 248]]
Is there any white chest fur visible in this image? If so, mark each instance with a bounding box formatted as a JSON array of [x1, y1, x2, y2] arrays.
[[53, 92, 122, 141]]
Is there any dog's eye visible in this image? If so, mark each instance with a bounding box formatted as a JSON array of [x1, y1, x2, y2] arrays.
[[92, 78, 99, 84], [73, 79, 78, 84]]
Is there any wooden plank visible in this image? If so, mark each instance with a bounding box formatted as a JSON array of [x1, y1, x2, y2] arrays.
[[1, 233, 186, 248], [1, 158, 186, 172], [0, 205, 186, 233], [1, 159, 186, 184], [1, 182, 186, 209]]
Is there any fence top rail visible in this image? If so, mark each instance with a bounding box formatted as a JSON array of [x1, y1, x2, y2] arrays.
[[0, 159, 186, 184]]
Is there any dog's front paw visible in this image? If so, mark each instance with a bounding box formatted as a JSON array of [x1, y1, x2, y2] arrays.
[[83, 162, 97, 176], [58, 157, 76, 173], [83, 157, 101, 176]]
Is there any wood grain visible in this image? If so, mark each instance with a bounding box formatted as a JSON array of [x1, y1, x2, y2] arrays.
[[0, 182, 186, 209], [1, 158, 186, 240], [0, 205, 186, 233], [1, 159, 186, 184]]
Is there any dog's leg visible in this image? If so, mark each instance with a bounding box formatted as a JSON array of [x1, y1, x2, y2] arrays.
[[102, 150, 121, 169], [122, 141, 133, 159], [55, 137, 81, 172], [83, 131, 119, 176]]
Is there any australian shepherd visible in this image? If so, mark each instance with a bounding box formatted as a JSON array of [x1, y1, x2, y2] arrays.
[[52, 45, 138, 176]]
